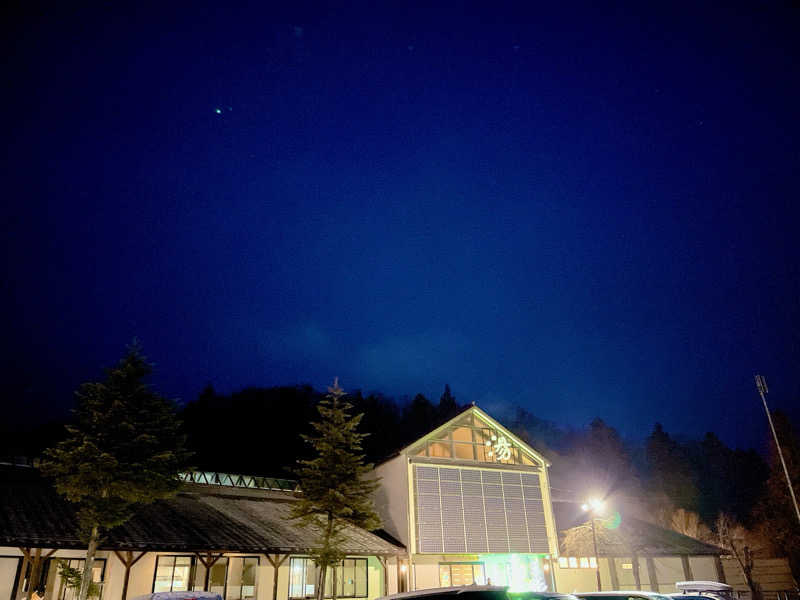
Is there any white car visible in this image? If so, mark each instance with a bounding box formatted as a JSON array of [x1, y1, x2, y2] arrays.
[[670, 581, 735, 600]]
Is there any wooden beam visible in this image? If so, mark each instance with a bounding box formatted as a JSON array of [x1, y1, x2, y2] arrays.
[[646, 557, 658, 592], [608, 557, 619, 590], [265, 554, 289, 600], [377, 557, 388, 596], [681, 556, 693, 581], [114, 551, 148, 600], [16, 551, 30, 600], [714, 556, 727, 584], [15, 548, 56, 600], [631, 554, 642, 591], [195, 552, 225, 591], [27, 548, 42, 600]]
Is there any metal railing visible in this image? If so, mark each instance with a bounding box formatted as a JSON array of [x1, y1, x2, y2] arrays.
[[179, 470, 299, 491]]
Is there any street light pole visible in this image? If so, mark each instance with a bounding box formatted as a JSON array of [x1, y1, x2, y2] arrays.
[[590, 516, 602, 591], [582, 498, 605, 591], [755, 375, 800, 525]]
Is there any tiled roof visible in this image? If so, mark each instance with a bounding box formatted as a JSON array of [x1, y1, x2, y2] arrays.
[[0, 467, 404, 555], [554, 501, 724, 557]]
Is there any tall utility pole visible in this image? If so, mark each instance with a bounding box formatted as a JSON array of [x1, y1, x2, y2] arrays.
[[583, 499, 605, 591], [755, 374, 800, 525], [589, 516, 602, 591]]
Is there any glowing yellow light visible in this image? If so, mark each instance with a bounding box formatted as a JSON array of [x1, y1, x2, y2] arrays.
[[583, 497, 605, 513]]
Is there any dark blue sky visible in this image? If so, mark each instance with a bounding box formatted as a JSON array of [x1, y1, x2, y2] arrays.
[[3, 4, 798, 450]]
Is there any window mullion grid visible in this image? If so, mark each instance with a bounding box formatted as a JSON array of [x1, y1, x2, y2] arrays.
[[520, 476, 532, 553], [437, 467, 446, 553], [480, 470, 490, 552], [459, 469, 468, 552], [500, 475, 510, 553]]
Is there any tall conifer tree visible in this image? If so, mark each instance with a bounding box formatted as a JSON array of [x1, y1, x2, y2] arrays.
[[292, 379, 380, 600], [40, 344, 190, 600]]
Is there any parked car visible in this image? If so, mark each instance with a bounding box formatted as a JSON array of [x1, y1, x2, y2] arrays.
[[509, 593, 581, 600], [132, 592, 224, 600], [378, 585, 511, 600], [671, 581, 735, 600], [573, 591, 674, 600]]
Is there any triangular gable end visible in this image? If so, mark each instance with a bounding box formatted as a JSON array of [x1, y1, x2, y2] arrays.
[[403, 405, 550, 468]]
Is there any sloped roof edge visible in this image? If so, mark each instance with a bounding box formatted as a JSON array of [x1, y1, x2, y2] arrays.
[[396, 405, 551, 468]]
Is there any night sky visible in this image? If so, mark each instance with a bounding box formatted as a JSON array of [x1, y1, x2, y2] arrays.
[[3, 4, 799, 451]]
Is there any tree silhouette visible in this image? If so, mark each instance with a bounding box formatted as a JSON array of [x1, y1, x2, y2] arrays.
[[291, 379, 380, 600], [40, 344, 190, 600]]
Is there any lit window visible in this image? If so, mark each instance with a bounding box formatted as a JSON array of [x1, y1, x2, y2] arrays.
[[451, 427, 473, 443], [428, 442, 452, 458], [589, 557, 597, 568], [154, 556, 194, 592], [568, 557, 578, 568], [227, 557, 259, 600], [439, 563, 485, 587], [558, 557, 568, 568], [579, 558, 590, 568], [51, 558, 106, 600], [290, 557, 368, 599]]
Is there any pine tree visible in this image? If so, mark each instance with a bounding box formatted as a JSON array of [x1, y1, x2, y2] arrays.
[[291, 379, 380, 600], [437, 384, 459, 420], [40, 343, 190, 600]]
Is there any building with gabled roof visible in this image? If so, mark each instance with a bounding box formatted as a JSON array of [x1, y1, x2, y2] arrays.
[[5, 404, 793, 600], [0, 464, 403, 600], [372, 405, 560, 593]]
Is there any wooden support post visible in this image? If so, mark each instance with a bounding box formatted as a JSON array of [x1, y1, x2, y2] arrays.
[[646, 557, 658, 592], [714, 556, 726, 584], [608, 557, 619, 590], [195, 553, 225, 591], [396, 558, 403, 593], [18, 548, 57, 600], [16, 549, 30, 600], [377, 557, 388, 596], [631, 554, 642, 591], [28, 548, 41, 600], [681, 556, 693, 581], [265, 554, 288, 600], [114, 551, 148, 600]]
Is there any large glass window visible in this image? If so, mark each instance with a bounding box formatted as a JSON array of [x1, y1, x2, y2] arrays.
[[226, 557, 259, 600], [56, 559, 106, 600], [557, 556, 596, 570], [29, 559, 107, 600], [289, 558, 368, 599], [154, 556, 194, 592], [439, 563, 485, 587], [153, 556, 259, 599], [413, 416, 538, 466]]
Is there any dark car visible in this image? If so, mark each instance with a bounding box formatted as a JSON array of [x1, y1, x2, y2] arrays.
[[379, 586, 511, 600], [510, 593, 581, 600]]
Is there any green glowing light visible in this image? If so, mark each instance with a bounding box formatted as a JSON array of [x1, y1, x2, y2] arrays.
[[478, 553, 548, 592], [215, 108, 222, 114], [603, 510, 622, 530]]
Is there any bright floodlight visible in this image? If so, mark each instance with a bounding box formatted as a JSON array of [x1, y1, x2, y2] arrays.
[[583, 497, 605, 513]]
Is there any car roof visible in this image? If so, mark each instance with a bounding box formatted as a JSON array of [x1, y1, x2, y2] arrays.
[[574, 593, 672, 599], [675, 582, 732, 592], [380, 587, 509, 600]]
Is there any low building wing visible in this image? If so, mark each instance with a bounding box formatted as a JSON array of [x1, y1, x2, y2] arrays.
[[0, 466, 404, 556]]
